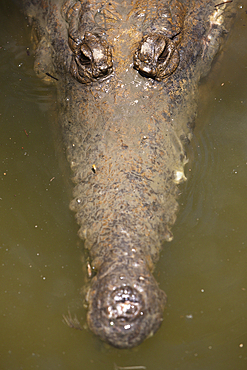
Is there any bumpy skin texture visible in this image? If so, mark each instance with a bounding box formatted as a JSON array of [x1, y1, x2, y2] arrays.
[[22, 0, 238, 348]]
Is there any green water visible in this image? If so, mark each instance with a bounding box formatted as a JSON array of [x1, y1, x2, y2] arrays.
[[0, 1, 247, 369]]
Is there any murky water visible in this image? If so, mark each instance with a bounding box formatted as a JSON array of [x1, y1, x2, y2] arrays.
[[0, 1, 247, 369]]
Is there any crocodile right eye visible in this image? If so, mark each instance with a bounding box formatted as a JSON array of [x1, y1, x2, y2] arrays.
[[134, 33, 180, 81]]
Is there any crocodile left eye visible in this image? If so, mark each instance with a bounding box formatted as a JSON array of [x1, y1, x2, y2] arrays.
[[69, 32, 113, 84]]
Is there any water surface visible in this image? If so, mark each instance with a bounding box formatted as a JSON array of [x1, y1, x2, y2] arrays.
[[0, 1, 247, 369]]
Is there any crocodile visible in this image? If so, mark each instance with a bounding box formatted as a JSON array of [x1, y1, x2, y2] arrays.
[[21, 0, 239, 348]]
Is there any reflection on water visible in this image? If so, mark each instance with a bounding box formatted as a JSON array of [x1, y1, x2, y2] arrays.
[[0, 1, 247, 369]]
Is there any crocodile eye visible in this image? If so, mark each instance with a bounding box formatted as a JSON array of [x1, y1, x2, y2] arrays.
[[65, 1, 113, 83], [69, 33, 113, 84], [134, 34, 180, 81]]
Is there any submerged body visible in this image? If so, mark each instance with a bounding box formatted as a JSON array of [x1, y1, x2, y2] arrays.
[[22, 0, 238, 348]]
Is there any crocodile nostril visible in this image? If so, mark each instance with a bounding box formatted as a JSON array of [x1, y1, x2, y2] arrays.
[[105, 286, 143, 321]]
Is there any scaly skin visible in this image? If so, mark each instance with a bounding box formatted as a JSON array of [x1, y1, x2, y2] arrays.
[[21, 0, 238, 348]]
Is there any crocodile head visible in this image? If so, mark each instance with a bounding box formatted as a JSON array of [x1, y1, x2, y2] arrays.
[[26, 0, 239, 348]]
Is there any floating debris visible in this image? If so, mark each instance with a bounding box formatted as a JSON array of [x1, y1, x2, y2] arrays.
[[114, 364, 146, 370], [63, 311, 83, 331], [46, 72, 59, 81], [215, 1, 232, 7]]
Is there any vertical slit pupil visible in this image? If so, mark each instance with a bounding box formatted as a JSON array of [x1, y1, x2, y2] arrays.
[[158, 47, 169, 63]]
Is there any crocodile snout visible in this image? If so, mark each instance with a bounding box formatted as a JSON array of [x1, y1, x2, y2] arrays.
[[87, 264, 166, 348]]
